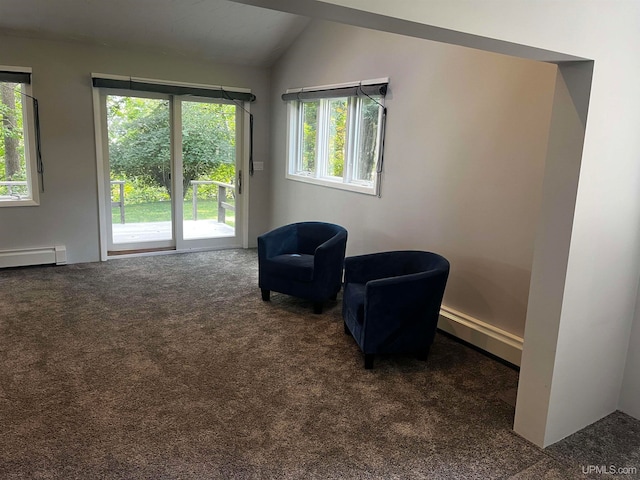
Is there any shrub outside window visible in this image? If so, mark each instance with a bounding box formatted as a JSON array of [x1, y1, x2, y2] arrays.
[[0, 69, 39, 206], [285, 82, 386, 196]]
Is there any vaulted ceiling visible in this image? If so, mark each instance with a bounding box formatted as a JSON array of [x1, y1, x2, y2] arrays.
[[0, 0, 310, 67]]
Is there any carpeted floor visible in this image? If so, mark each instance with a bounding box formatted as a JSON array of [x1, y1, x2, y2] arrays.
[[0, 249, 638, 479]]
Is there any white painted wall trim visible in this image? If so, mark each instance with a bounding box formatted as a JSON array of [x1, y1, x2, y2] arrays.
[[241, 106, 251, 249], [0, 246, 67, 268], [92, 88, 109, 261], [91, 73, 253, 94], [284, 76, 390, 94], [438, 305, 524, 367]]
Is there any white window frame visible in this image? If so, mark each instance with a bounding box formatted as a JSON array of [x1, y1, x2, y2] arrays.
[[0, 66, 39, 207], [285, 84, 385, 196]]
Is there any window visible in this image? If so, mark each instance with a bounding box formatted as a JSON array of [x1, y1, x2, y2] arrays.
[[284, 80, 387, 195], [0, 68, 39, 206]]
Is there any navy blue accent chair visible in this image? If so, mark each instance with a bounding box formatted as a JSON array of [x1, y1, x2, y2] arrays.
[[258, 222, 348, 314], [342, 250, 450, 369]]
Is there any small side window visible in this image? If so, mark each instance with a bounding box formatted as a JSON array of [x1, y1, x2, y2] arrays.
[[284, 80, 387, 196], [1, 68, 39, 206]]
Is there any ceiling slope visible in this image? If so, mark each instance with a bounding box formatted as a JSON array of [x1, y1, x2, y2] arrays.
[[0, 0, 310, 67]]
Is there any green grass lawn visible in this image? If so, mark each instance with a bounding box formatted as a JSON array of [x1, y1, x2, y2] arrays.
[[112, 199, 235, 225]]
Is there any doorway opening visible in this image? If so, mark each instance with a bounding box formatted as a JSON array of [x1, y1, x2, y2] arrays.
[[94, 83, 250, 258]]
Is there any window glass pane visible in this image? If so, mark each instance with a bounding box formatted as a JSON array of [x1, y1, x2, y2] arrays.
[[285, 89, 384, 195], [182, 100, 236, 240], [0, 82, 28, 199], [354, 97, 381, 184], [301, 101, 319, 174], [107, 95, 172, 242], [326, 98, 347, 178]]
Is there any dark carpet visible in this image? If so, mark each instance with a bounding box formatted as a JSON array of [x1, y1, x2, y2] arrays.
[[0, 249, 637, 479]]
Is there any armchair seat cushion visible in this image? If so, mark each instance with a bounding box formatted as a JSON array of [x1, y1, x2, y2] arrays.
[[343, 282, 366, 324], [265, 254, 315, 282]]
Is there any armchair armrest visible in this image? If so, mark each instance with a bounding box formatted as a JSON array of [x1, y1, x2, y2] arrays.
[[313, 230, 347, 283], [258, 224, 298, 259], [314, 231, 347, 266], [364, 269, 448, 327]]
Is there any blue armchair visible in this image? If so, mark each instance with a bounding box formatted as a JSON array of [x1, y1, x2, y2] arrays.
[[342, 250, 450, 369], [258, 222, 348, 314]]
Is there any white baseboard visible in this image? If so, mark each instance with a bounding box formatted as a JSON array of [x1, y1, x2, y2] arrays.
[[438, 305, 524, 367], [0, 245, 67, 268]]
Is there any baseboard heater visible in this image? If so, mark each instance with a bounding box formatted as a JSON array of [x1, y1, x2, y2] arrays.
[[438, 305, 524, 367], [0, 246, 67, 269]]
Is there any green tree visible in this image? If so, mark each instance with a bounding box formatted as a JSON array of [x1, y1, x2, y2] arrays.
[[108, 96, 172, 194], [356, 98, 381, 181], [302, 101, 318, 172], [0, 83, 25, 185], [107, 96, 236, 198], [182, 100, 236, 189], [328, 99, 347, 177]]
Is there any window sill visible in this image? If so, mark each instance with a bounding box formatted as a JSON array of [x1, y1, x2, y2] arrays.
[[286, 173, 377, 196], [0, 198, 40, 207]]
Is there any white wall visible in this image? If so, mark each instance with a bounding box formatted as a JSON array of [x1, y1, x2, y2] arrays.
[[620, 292, 640, 419], [234, 0, 640, 447], [270, 20, 556, 340], [0, 34, 272, 263]]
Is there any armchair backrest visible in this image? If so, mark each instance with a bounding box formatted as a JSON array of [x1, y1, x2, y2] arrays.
[[352, 250, 449, 281], [295, 222, 347, 255], [404, 251, 450, 276]]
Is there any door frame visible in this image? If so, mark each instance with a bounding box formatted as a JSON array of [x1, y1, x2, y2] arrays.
[[174, 95, 247, 251], [92, 83, 250, 260]]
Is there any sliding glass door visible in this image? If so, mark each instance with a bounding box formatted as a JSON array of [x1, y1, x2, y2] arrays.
[[180, 99, 238, 245], [106, 94, 173, 251], [100, 91, 244, 255]]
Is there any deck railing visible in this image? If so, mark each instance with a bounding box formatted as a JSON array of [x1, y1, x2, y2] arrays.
[[191, 180, 235, 223], [109, 180, 234, 224], [0, 180, 28, 199], [111, 180, 126, 224]]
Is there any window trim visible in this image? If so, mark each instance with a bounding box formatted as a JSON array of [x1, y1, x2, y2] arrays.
[[284, 78, 387, 196], [92, 73, 256, 102], [0, 66, 39, 207]]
